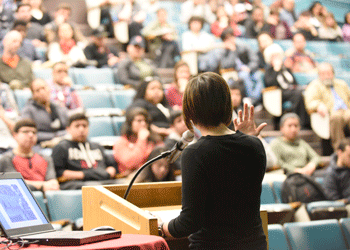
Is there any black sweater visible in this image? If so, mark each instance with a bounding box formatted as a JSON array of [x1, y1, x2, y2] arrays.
[[168, 131, 267, 249]]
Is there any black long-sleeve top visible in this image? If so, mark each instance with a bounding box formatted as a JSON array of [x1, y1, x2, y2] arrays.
[[168, 131, 267, 249], [264, 66, 297, 89]]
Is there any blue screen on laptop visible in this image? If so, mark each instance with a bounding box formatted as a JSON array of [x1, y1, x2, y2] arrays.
[[0, 179, 48, 230]]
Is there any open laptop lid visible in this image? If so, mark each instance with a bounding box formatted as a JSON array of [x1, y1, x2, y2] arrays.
[[0, 172, 54, 239]]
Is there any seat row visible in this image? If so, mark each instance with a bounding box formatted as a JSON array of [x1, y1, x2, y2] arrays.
[[268, 218, 350, 250], [13, 88, 136, 113]]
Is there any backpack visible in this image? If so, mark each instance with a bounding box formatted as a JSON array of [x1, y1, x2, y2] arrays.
[[281, 172, 327, 203]]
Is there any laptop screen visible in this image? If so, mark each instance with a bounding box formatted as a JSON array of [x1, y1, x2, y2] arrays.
[[0, 172, 53, 238]]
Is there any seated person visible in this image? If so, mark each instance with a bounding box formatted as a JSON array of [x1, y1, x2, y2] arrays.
[[30, 0, 52, 26], [180, 0, 216, 24], [270, 113, 321, 175], [290, 11, 318, 40], [279, 0, 297, 28], [164, 111, 188, 170], [113, 107, 159, 176], [130, 146, 176, 183], [323, 139, 350, 202], [0, 30, 33, 89], [265, 7, 293, 40], [342, 12, 350, 43], [21, 78, 68, 144], [257, 32, 275, 70], [318, 12, 343, 42], [127, 77, 173, 137], [117, 35, 158, 88], [181, 16, 217, 72], [52, 113, 118, 190], [165, 60, 191, 110], [0, 119, 59, 191], [142, 8, 180, 68], [244, 7, 270, 39], [211, 5, 242, 38], [83, 26, 121, 68], [264, 44, 310, 129], [284, 32, 317, 73], [47, 22, 87, 67], [304, 63, 350, 150], [48, 62, 83, 112]]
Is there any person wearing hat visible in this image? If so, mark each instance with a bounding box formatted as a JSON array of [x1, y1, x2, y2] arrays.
[[117, 35, 158, 89], [83, 26, 121, 68]]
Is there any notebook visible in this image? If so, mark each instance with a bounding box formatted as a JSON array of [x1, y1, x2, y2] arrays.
[[0, 172, 121, 246]]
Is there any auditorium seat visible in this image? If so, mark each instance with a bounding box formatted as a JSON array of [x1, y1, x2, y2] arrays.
[[268, 224, 291, 250], [339, 218, 350, 246], [32, 191, 49, 219], [88, 116, 118, 147], [306, 200, 347, 220], [284, 219, 348, 250], [14, 89, 32, 112], [71, 68, 117, 89], [261, 182, 277, 204], [112, 116, 126, 136], [110, 89, 136, 111], [45, 190, 83, 222], [293, 72, 318, 86], [272, 181, 283, 203]]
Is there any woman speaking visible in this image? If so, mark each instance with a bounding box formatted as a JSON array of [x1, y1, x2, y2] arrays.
[[158, 72, 267, 250]]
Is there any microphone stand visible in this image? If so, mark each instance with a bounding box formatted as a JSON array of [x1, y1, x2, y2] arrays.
[[123, 150, 172, 200]]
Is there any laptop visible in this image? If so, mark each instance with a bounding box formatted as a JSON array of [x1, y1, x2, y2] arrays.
[[0, 172, 121, 246]]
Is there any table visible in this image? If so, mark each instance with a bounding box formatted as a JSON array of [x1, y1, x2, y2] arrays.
[[0, 234, 170, 250]]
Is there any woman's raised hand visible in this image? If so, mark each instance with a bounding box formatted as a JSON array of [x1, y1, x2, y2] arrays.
[[233, 103, 267, 136]]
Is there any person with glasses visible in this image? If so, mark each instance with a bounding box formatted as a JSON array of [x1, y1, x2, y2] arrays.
[[49, 62, 83, 112], [0, 118, 60, 191]]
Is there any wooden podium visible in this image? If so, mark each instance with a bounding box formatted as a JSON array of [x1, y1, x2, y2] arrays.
[[82, 181, 268, 249]]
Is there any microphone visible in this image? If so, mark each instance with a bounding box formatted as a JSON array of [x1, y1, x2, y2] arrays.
[[168, 130, 194, 163]]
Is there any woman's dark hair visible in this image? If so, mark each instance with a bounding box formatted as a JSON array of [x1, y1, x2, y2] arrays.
[[188, 16, 205, 30], [309, 1, 322, 15], [345, 12, 350, 24], [133, 77, 168, 106], [121, 107, 152, 140], [174, 60, 190, 85], [14, 119, 37, 133], [138, 146, 175, 182], [183, 72, 232, 130]]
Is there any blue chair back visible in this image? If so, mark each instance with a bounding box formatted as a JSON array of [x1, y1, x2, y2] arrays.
[[110, 89, 135, 111], [72, 68, 115, 87], [88, 116, 115, 138], [272, 181, 283, 203], [268, 224, 290, 250], [76, 90, 114, 109], [45, 190, 82, 221], [261, 183, 276, 204], [284, 219, 348, 250], [14, 90, 32, 112], [32, 191, 49, 219], [112, 116, 126, 136]]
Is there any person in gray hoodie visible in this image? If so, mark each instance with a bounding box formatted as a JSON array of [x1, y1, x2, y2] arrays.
[[21, 78, 68, 144], [323, 138, 350, 202]]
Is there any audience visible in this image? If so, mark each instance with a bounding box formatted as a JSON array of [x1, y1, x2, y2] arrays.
[[0, 30, 33, 90], [264, 43, 310, 129], [210, 5, 242, 38], [47, 22, 87, 67], [244, 7, 269, 39], [127, 76, 172, 137], [83, 26, 121, 69], [52, 113, 118, 190], [163, 110, 187, 170], [290, 11, 318, 40], [117, 35, 158, 88], [270, 113, 321, 175], [323, 138, 350, 202], [131, 146, 176, 183], [318, 12, 343, 42], [0, 119, 60, 191], [29, 0, 52, 26], [48, 62, 83, 112], [142, 8, 180, 68], [284, 33, 317, 73], [113, 107, 159, 177], [180, 0, 216, 25], [309, 1, 326, 30], [279, 0, 297, 28], [165, 60, 191, 110], [21, 78, 68, 144], [15, 3, 46, 46], [266, 7, 293, 39], [0, 0, 16, 41], [342, 12, 350, 43], [257, 32, 275, 70], [212, 27, 264, 105], [304, 63, 350, 150]]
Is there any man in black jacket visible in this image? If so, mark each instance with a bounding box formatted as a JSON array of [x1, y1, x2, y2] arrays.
[[323, 139, 350, 202], [51, 113, 119, 190]]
